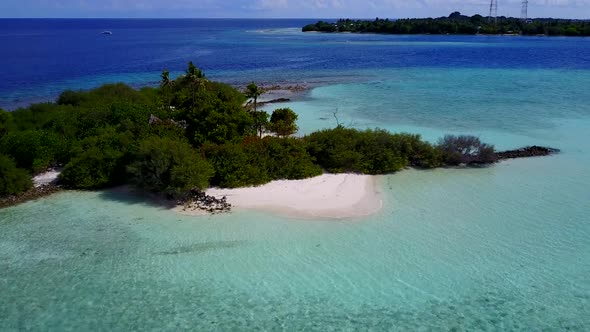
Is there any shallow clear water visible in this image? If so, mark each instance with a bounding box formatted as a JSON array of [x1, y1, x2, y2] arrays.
[[1, 20, 590, 330], [2, 132, 589, 330]]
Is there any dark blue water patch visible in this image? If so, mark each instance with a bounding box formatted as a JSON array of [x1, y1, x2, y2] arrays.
[[1, 19, 589, 109]]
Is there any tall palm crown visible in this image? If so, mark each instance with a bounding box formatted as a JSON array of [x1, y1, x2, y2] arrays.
[[160, 70, 175, 108], [186, 62, 207, 107], [245, 82, 263, 112]]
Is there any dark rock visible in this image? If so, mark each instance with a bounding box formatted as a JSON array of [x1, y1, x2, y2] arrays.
[[0, 184, 63, 209], [495, 146, 559, 160], [148, 114, 188, 130], [258, 98, 291, 107], [177, 189, 231, 214], [148, 114, 162, 125], [266, 98, 291, 103]]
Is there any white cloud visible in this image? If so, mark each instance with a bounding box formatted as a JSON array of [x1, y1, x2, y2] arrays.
[[255, 0, 289, 10]]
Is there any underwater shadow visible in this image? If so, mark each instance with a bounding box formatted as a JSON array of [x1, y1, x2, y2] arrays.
[[156, 240, 248, 256], [97, 186, 177, 211]]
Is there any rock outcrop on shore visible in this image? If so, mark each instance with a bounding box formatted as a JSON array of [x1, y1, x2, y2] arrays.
[[258, 98, 291, 106], [496, 146, 559, 160], [260, 84, 307, 93], [178, 189, 231, 214], [0, 184, 62, 209]]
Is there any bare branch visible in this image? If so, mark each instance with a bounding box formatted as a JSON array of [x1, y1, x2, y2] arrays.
[[332, 108, 341, 127]]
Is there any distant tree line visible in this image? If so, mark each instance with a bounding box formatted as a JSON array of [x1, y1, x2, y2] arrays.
[[302, 12, 590, 36], [0, 62, 499, 199]]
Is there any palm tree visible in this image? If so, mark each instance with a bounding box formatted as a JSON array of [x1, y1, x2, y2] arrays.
[[160, 70, 174, 109], [160, 70, 171, 88], [245, 82, 263, 112], [251, 110, 269, 138], [186, 62, 207, 108]]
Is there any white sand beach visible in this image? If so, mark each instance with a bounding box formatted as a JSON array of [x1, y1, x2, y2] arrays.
[[32, 169, 61, 188], [199, 174, 382, 219]]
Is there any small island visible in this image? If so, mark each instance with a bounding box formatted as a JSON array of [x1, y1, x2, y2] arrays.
[[302, 12, 590, 36], [0, 62, 558, 216]]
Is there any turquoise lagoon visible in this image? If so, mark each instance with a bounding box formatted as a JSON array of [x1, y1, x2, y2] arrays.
[[1, 20, 590, 330]]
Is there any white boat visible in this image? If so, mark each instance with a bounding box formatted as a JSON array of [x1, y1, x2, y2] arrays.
[[101, 31, 113, 35]]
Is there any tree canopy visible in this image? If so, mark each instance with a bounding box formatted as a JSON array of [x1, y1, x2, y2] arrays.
[[0, 154, 32, 196], [128, 137, 214, 197], [305, 127, 444, 174], [437, 135, 496, 165], [269, 108, 298, 137], [245, 82, 263, 112], [302, 13, 590, 36]]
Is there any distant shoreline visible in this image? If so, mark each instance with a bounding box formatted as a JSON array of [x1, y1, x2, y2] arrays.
[[302, 13, 590, 37], [303, 31, 586, 38]]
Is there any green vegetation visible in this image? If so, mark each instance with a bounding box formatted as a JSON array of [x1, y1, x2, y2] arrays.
[[128, 137, 214, 197], [0, 130, 69, 173], [0, 154, 32, 196], [302, 12, 590, 36], [203, 137, 322, 188], [305, 127, 444, 174], [245, 82, 263, 112], [251, 110, 270, 138], [59, 127, 133, 189], [0, 62, 501, 202], [269, 108, 299, 137], [0, 109, 11, 138], [438, 135, 496, 165]]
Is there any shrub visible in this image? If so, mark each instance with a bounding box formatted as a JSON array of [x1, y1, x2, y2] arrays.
[[305, 127, 365, 173], [269, 108, 298, 137], [305, 127, 441, 174], [127, 137, 214, 196], [203, 136, 322, 188], [60, 147, 126, 189], [0, 109, 12, 138], [59, 127, 133, 189], [0, 154, 32, 196], [202, 141, 270, 188], [8, 103, 77, 132], [56, 90, 88, 106], [437, 135, 496, 165], [263, 137, 322, 180], [0, 130, 68, 173]]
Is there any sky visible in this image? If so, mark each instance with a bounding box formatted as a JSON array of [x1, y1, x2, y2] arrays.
[[1, 0, 589, 19]]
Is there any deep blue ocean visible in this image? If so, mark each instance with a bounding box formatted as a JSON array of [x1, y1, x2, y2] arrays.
[[1, 19, 589, 109], [1, 19, 590, 331]]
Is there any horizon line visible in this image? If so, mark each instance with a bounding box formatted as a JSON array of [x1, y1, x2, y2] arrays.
[[1, 16, 588, 20]]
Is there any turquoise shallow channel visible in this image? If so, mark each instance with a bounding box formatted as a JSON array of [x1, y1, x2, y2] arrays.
[[2, 20, 590, 330]]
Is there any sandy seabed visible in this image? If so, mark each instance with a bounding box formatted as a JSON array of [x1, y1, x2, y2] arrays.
[[179, 174, 383, 220]]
